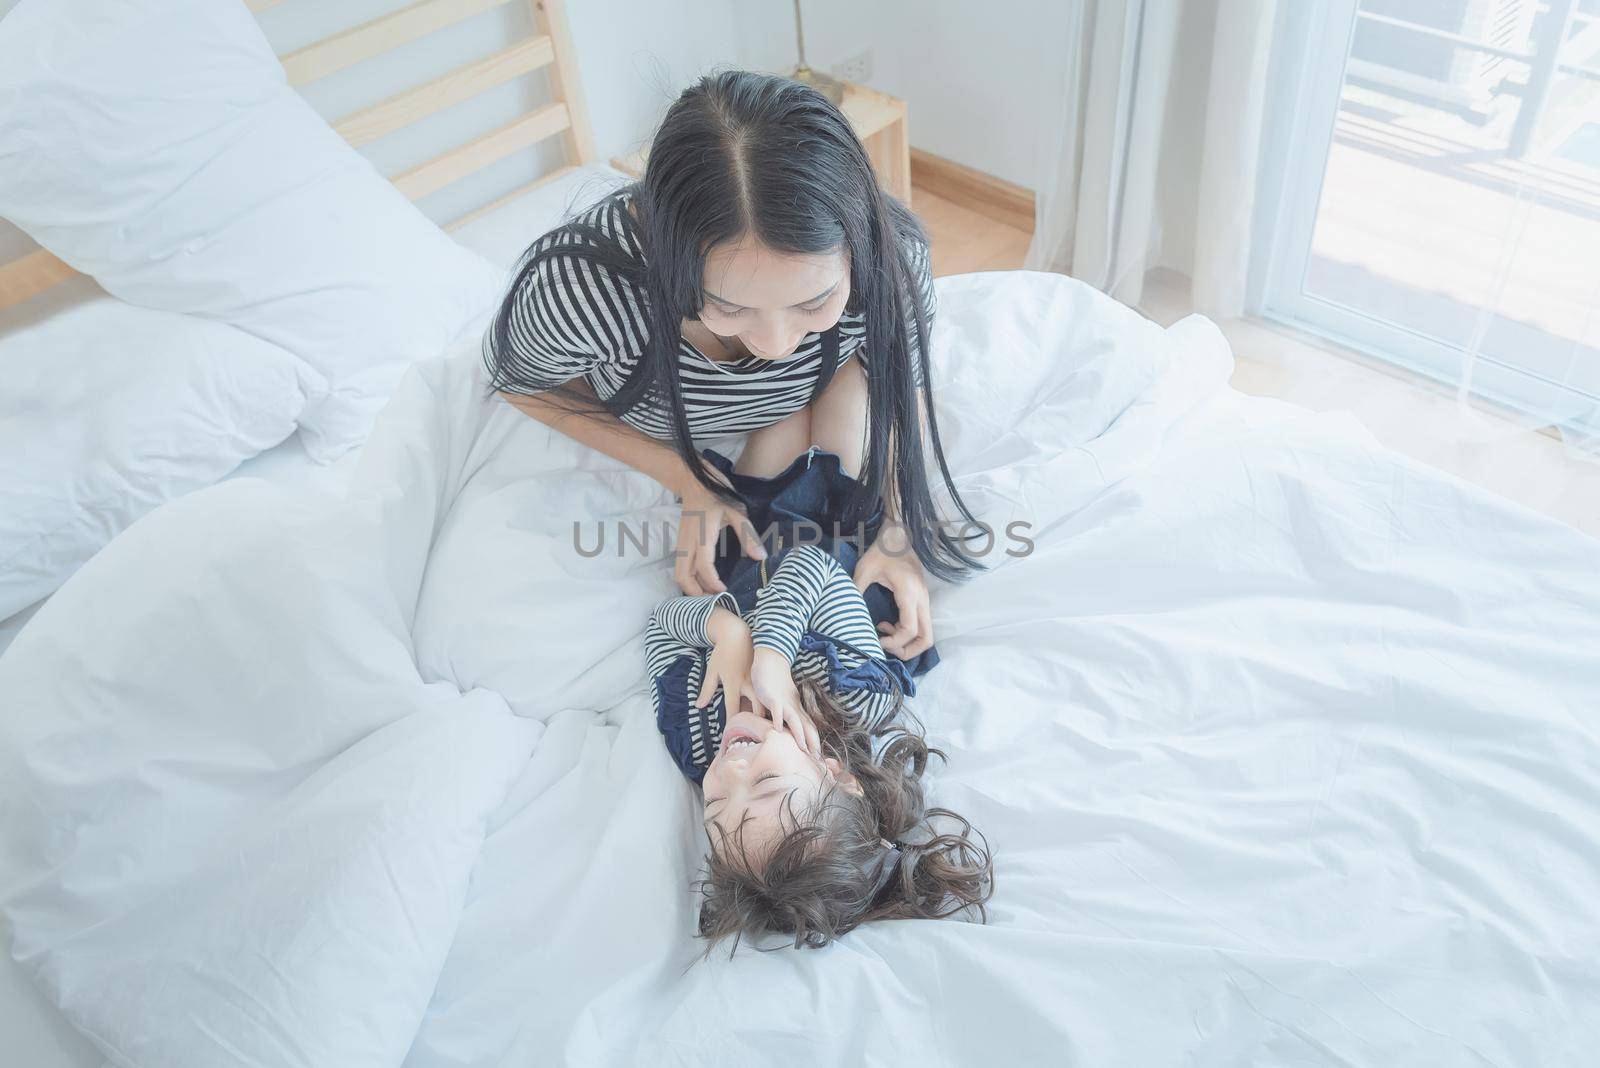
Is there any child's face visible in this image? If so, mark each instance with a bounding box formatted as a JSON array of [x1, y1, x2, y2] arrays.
[[701, 710, 847, 864]]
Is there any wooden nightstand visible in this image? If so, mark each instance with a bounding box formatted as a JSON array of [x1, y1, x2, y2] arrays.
[[610, 81, 911, 204]]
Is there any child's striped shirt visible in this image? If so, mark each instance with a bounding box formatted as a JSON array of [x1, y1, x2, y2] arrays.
[[645, 545, 906, 783]]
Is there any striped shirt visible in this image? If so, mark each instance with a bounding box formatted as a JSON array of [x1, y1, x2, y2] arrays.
[[646, 545, 902, 782], [491, 191, 935, 440]]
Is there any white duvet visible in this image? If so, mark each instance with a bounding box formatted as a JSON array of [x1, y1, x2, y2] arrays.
[[2, 272, 1598, 1067]]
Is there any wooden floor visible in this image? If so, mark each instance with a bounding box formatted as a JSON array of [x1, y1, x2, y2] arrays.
[[912, 181, 1600, 539], [912, 187, 1032, 276]]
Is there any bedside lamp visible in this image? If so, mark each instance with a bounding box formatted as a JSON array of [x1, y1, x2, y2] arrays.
[[790, 0, 847, 104]]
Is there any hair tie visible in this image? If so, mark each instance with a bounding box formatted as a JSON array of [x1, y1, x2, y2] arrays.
[[867, 839, 902, 899]]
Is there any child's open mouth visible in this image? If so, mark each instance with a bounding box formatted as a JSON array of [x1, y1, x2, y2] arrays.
[[716, 714, 768, 756]]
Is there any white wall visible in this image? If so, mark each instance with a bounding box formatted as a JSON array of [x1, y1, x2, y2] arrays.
[[563, 0, 1076, 193], [798, 0, 1076, 192], [564, 0, 793, 163]]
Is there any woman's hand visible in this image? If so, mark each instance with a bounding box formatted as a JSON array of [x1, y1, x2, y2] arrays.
[[747, 647, 821, 757], [853, 522, 933, 658], [699, 607, 753, 710], [674, 463, 766, 596]]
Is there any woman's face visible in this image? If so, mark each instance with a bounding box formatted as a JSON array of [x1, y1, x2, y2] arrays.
[[698, 238, 850, 360], [701, 710, 854, 864]]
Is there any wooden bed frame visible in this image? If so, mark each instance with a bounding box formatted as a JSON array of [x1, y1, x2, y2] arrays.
[[0, 0, 596, 313]]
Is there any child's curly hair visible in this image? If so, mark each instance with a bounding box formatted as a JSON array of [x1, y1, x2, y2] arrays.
[[695, 680, 993, 952]]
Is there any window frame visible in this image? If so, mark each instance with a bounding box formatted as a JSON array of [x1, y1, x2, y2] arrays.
[[1252, 0, 1600, 437]]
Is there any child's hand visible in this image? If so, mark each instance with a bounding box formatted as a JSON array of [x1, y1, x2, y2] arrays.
[[698, 607, 752, 710], [748, 648, 821, 757]]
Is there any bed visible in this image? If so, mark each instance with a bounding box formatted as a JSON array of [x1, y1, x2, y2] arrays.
[[0, 160, 623, 663], [0, 1, 613, 1061], [0, 157, 624, 1068], [5, 4, 1600, 1068], [0, 0, 616, 659]]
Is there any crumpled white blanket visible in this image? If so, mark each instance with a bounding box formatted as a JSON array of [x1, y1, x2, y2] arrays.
[[3, 272, 1598, 1067]]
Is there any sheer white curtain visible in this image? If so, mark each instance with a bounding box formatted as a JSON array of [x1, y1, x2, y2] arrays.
[[1440, 166, 1600, 454], [1029, 0, 1600, 466], [1026, 0, 1279, 318]]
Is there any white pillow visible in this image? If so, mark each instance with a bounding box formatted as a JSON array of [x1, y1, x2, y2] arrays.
[[0, 0, 504, 461], [0, 295, 315, 618]]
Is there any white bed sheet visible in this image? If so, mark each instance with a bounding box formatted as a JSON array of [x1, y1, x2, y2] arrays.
[[4, 266, 1598, 1067], [0, 432, 363, 1068], [0, 435, 359, 663], [0, 164, 629, 1067]]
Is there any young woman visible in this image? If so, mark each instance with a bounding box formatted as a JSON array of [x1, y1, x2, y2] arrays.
[[484, 70, 982, 658], [646, 541, 994, 950]]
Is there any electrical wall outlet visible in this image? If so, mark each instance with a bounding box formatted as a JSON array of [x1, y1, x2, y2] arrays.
[[831, 49, 873, 85]]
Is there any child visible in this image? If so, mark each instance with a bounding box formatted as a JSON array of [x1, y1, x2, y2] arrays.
[[646, 451, 993, 950]]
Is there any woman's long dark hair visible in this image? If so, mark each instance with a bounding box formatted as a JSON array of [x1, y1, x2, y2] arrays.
[[486, 70, 981, 579], [696, 679, 993, 953]]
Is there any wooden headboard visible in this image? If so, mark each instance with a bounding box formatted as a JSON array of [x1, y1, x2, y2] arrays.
[[0, 0, 595, 312]]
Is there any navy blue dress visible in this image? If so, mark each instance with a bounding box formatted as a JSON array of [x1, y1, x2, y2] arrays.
[[702, 445, 941, 681]]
